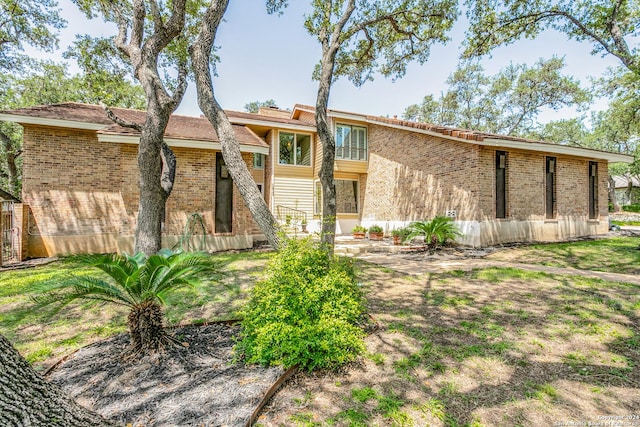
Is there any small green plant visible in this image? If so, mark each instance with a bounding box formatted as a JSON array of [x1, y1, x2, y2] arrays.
[[352, 224, 367, 233], [236, 237, 366, 370], [391, 227, 411, 242], [34, 249, 219, 356], [368, 224, 383, 233], [406, 216, 461, 248], [351, 386, 378, 403]]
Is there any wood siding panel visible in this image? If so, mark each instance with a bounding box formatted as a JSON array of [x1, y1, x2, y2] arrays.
[[273, 177, 314, 217]]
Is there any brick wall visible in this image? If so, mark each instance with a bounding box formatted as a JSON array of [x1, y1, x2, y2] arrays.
[[476, 147, 608, 222], [362, 124, 481, 221], [21, 125, 256, 255], [22, 126, 127, 240]]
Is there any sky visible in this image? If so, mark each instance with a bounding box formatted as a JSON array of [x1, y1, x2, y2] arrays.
[[37, 0, 622, 123]]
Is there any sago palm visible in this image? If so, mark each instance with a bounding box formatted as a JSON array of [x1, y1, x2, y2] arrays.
[[406, 216, 461, 249], [35, 249, 219, 356]]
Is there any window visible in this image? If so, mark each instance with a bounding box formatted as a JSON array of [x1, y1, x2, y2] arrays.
[[546, 157, 556, 219], [314, 180, 359, 215], [279, 132, 311, 166], [253, 153, 264, 169], [589, 161, 598, 219], [496, 151, 507, 219], [336, 124, 367, 160]]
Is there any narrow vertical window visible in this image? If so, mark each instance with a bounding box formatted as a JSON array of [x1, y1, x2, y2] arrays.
[[253, 153, 264, 169], [496, 151, 507, 218], [546, 157, 556, 219], [589, 161, 598, 219]]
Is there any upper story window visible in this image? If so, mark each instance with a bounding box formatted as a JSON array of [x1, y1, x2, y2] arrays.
[[253, 153, 264, 169], [279, 132, 311, 166], [336, 124, 367, 161]]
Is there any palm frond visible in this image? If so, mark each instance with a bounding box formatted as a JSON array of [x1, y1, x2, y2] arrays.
[[33, 275, 136, 309]]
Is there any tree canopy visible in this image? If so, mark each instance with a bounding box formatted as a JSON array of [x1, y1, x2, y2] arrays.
[[0, 0, 66, 71], [269, 0, 458, 249], [403, 57, 590, 136], [464, 0, 640, 75]]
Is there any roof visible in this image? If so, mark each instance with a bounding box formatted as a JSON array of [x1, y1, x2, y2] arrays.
[[613, 175, 640, 189], [291, 105, 633, 163], [0, 189, 20, 202], [1, 102, 633, 163], [226, 109, 316, 132], [0, 102, 268, 152]]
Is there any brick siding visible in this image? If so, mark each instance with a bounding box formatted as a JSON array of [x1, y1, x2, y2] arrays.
[[21, 125, 256, 255], [362, 124, 481, 221]]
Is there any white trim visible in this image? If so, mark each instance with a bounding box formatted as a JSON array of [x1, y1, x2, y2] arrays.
[[229, 116, 316, 132], [97, 134, 269, 155], [0, 113, 107, 131], [366, 119, 634, 163]]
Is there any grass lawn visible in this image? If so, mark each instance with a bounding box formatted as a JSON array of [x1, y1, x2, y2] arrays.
[[2, 238, 640, 426], [485, 236, 640, 274], [0, 250, 273, 370], [260, 239, 640, 426]]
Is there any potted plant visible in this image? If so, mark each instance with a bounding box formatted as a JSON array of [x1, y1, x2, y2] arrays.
[[392, 227, 409, 245], [352, 224, 367, 239], [301, 218, 308, 233], [368, 224, 384, 241]]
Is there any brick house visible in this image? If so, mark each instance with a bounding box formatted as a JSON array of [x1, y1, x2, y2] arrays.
[[0, 102, 632, 257]]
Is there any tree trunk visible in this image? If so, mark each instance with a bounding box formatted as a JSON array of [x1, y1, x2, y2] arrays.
[[316, 51, 340, 253], [0, 334, 115, 426], [190, 0, 281, 250], [135, 113, 170, 255], [0, 129, 21, 196], [625, 178, 633, 205], [110, 0, 188, 256], [609, 175, 621, 212], [127, 299, 169, 355]]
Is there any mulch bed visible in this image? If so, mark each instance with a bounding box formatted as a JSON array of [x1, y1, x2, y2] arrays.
[[47, 324, 283, 427]]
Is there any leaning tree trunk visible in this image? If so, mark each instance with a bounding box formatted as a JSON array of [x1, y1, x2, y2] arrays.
[[0, 334, 115, 426], [190, 0, 281, 250]]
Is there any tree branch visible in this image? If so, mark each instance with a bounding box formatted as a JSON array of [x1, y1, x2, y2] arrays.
[[148, 0, 166, 35], [100, 101, 142, 131]]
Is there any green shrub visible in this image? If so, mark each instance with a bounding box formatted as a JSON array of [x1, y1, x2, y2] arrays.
[[352, 225, 367, 233], [406, 216, 461, 248], [236, 237, 366, 371], [622, 204, 640, 213], [368, 224, 383, 233]]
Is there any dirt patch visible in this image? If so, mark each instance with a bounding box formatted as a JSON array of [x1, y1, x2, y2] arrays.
[[48, 324, 283, 427]]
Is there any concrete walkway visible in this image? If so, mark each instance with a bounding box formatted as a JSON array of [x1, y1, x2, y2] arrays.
[[356, 253, 640, 286]]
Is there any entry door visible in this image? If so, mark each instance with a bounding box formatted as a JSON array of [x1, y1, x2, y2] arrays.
[[215, 153, 233, 233]]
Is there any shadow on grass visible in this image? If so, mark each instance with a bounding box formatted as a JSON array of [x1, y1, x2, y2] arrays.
[[287, 261, 640, 426]]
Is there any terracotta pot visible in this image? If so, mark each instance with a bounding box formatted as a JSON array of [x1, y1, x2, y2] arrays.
[[393, 235, 401, 245], [353, 232, 366, 239], [369, 232, 384, 241]]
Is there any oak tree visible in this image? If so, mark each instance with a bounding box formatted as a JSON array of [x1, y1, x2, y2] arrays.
[[72, 0, 203, 255], [404, 57, 590, 136], [190, 0, 281, 249], [0, 333, 115, 426], [269, 0, 458, 249]]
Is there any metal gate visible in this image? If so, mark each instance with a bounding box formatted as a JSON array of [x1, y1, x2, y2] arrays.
[[1, 201, 18, 263]]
